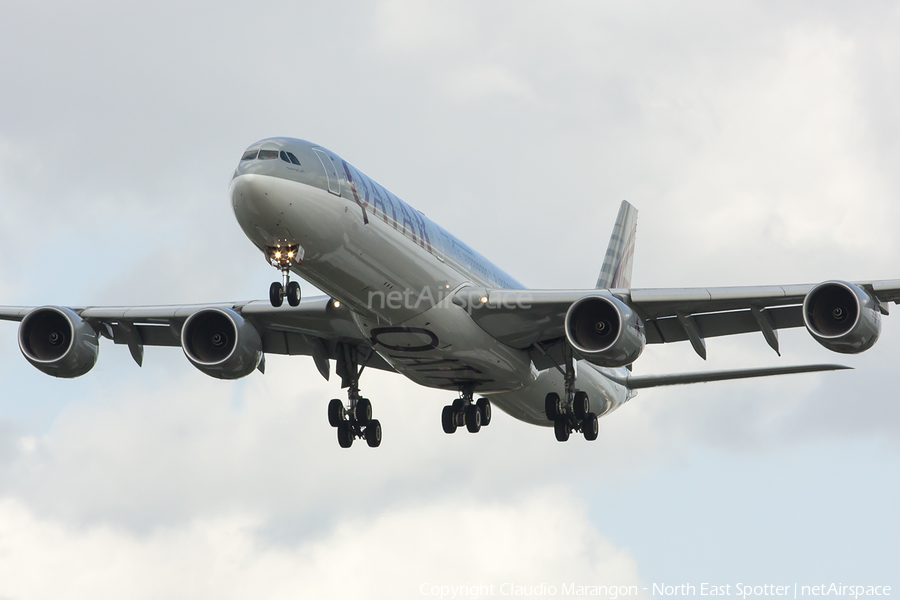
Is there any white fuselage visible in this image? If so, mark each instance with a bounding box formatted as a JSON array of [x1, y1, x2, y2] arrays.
[[230, 138, 629, 426]]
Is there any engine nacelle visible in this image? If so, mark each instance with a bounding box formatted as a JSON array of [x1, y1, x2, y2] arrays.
[[181, 307, 263, 379], [18, 306, 99, 378], [565, 294, 645, 368], [803, 281, 881, 354]]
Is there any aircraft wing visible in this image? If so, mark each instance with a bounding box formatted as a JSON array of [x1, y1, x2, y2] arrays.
[[453, 279, 900, 366], [0, 297, 394, 381]]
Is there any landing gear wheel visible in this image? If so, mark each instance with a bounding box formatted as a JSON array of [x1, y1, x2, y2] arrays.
[[545, 392, 561, 421], [356, 398, 372, 425], [337, 422, 353, 448], [583, 412, 599, 441], [269, 282, 284, 307], [476, 397, 492, 426], [441, 405, 457, 434], [328, 399, 345, 427], [286, 281, 301, 307], [365, 419, 382, 447], [465, 404, 482, 433], [554, 418, 570, 442], [573, 391, 590, 420]]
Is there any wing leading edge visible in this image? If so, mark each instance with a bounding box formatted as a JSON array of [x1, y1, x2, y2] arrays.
[[0, 297, 395, 380], [455, 280, 900, 354]]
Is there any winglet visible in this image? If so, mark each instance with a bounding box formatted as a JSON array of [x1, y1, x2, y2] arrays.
[[596, 200, 638, 289]]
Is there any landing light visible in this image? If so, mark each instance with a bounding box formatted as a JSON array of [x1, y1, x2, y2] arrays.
[[333, 300, 341, 308], [480, 296, 488, 304], [275, 251, 282, 259]]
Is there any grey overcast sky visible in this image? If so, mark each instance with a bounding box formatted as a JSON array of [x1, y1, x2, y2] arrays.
[[0, 1, 898, 598]]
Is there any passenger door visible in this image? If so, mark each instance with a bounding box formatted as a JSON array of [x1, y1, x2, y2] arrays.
[[312, 148, 342, 196]]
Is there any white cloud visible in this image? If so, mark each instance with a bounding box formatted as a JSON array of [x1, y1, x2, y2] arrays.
[[440, 64, 537, 104], [0, 490, 643, 600], [655, 25, 891, 260], [372, 0, 477, 55]]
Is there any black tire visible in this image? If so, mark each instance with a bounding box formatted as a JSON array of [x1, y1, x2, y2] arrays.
[[545, 392, 561, 421], [476, 397, 492, 426], [286, 281, 301, 307], [356, 398, 372, 425], [465, 404, 481, 433], [573, 391, 590, 419], [554, 418, 570, 442], [327, 399, 344, 427], [583, 412, 599, 441], [337, 422, 353, 448], [365, 419, 382, 447], [451, 398, 464, 412], [441, 405, 457, 434], [269, 282, 284, 307]]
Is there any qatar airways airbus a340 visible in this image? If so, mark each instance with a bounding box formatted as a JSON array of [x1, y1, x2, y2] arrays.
[[2, 138, 894, 447]]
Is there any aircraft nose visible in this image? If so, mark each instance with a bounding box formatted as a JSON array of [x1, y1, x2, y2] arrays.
[[232, 174, 258, 219], [232, 174, 278, 219], [230, 174, 294, 246]]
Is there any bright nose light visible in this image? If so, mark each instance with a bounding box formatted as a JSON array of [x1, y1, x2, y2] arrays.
[[333, 300, 341, 308], [274, 251, 282, 259], [480, 296, 488, 303]]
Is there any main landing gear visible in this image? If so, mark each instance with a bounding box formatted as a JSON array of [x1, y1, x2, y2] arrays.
[[442, 385, 492, 434], [328, 344, 381, 448], [266, 244, 303, 307], [546, 346, 599, 442], [328, 387, 382, 448]]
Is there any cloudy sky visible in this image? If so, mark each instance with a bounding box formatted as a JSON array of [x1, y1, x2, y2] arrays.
[[1, 1, 898, 598]]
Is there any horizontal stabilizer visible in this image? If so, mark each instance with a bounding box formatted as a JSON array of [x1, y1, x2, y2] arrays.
[[612, 364, 851, 389]]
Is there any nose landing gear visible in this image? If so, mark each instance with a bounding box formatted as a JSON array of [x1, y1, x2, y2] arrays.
[[266, 244, 303, 307]]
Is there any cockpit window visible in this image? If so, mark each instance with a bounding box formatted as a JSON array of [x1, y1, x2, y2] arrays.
[[241, 149, 258, 161], [258, 149, 279, 160], [287, 152, 301, 165], [280, 151, 290, 163]]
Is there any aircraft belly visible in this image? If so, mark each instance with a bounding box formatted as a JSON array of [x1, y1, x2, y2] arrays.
[[311, 213, 458, 323], [353, 302, 535, 393], [486, 362, 629, 427]]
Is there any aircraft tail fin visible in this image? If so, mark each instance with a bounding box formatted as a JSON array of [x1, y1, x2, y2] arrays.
[[595, 200, 638, 289]]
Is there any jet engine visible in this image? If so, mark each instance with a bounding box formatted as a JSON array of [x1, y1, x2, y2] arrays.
[[18, 306, 99, 378], [803, 281, 881, 354], [565, 295, 645, 368], [181, 307, 263, 379]]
